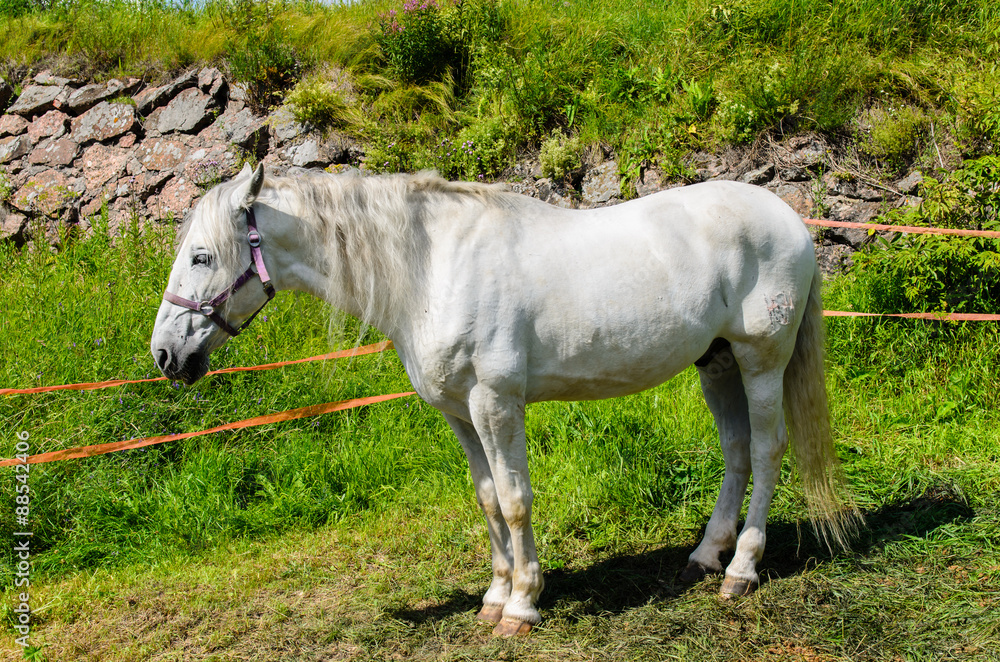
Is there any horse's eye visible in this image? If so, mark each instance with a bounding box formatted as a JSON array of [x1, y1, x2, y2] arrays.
[[192, 253, 212, 266]]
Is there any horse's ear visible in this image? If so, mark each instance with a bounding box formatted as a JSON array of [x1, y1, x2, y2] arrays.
[[237, 163, 266, 208], [238, 162, 253, 179]]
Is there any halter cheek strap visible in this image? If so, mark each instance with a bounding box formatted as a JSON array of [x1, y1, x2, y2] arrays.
[[163, 207, 276, 337]]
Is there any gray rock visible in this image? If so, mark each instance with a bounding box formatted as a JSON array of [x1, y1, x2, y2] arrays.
[[775, 183, 815, 218], [823, 197, 883, 249], [183, 146, 237, 185], [134, 170, 173, 200], [635, 168, 665, 197], [79, 144, 131, 193], [814, 243, 854, 276], [158, 88, 217, 134], [268, 106, 307, 145], [286, 139, 324, 168], [212, 106, 267, 152], [535, 178, 579, 209], [786, 136, 828, 169], [8, 85, 69, 117], [855, 185, 883, 202], [133, 69, 198, 115], [581, 161, 620, 206], [778, 166, 809, 182], [147, 176, 200, 219], [508, 158, 542, 181], [229, 82, 248, 104], [66, 78, 141, 114], [26, 110, 70, 144], [896, 170, 923, 195], [689, 152, 731, 181], [0, 208, 29, 244], [0, 114, 29, 137], [198, 67, 228, 102], [135, 137, 190, 171], [71, 102, 137, 144], [28, 137, 79, 166], [11, 169, 79, 218], [740, 164, 776, 186], [821, 172, 857, 197], [507, 180, 540, 197], [0, 135, 30, 163], [33, 71, 81, 87], [323, 132, 362, 165]]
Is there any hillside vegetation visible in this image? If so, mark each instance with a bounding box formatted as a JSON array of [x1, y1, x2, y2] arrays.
[[1, 0, 999, 182], [2, 1, 1000, 660]]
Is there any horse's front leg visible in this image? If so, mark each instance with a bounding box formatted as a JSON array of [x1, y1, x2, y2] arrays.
[[443, 413, 514, 624], [468, 384, 543, 635]]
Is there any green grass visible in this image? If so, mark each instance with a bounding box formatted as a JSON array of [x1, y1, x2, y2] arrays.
[[1, 212, 1000, 659]]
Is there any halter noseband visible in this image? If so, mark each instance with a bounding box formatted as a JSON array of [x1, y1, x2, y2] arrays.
[[163, 207, 275, 337]]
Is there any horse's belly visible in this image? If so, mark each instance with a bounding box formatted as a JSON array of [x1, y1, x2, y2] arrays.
[[523, 339, 703, 403]]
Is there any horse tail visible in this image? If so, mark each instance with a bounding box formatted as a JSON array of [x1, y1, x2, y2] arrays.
[[783, 265, 860, 549]]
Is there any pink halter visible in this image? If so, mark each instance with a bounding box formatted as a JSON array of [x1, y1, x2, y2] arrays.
[[163, 207, 275, 337]]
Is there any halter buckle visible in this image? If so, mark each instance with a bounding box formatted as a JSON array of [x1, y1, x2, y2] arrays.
[[248, 230, 261, 247], [199, 302, 215, 316]]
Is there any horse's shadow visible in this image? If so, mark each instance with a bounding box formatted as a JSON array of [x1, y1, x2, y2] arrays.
[[387, 486, 973, 625]]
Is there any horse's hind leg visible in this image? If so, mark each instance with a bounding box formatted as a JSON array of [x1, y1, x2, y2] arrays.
[[683, 345, 752, 582], [718, 340, 792, 597], [444, 413, 514, 624]]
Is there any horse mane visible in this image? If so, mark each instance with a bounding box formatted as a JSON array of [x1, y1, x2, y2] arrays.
[[264, 169, 510, 333]]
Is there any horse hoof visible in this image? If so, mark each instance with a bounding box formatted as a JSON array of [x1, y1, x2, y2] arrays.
[[680, 561, 713, 583], [477, 605, 504, 624], [719, 576, 759, 598], [493, 617, 534, 637]]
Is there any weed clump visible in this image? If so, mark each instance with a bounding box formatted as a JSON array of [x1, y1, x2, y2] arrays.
[[285, 75, 351, 131], [539, 132, 581, 181], [859, 105, 929, 170]]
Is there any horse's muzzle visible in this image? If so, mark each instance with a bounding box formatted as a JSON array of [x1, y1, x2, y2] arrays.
[[154, 345, 210, 385]]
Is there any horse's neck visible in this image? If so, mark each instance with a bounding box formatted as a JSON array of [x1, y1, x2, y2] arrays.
[[317, 182, 423, 336]]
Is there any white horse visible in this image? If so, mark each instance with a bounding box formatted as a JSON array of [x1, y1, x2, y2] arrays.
[[151, 163, 855, 635]]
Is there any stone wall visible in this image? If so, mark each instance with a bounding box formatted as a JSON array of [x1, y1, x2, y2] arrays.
[[0, 68, 358, 244], [0, 68, 924, 275]]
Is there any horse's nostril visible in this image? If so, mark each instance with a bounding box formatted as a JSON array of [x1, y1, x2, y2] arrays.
[[156, 348, 172, 373]]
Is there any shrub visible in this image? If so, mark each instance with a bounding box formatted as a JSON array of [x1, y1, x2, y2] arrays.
[[849, 156, 1000, 314], [539, 131, 581, 181], [285, 76, 350, 130], [220, 0, 301, 113], [375, 0, 457, 85], [0, 0, 33, 18], [718, 50, 863, 142], [859, 104, 929, 169], [430, 117, 514, 180], [362, 133, 415, 173], [374, 0, 510, 88]]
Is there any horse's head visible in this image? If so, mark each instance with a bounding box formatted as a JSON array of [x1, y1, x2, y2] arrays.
[[150, 163, 274, 384]]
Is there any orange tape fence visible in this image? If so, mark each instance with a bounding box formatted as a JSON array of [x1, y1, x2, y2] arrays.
[[0, 391, 416, 467], [3, 217, 999, 466], [0, 341, 393, 396], [803, 217, 1000, 239]]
